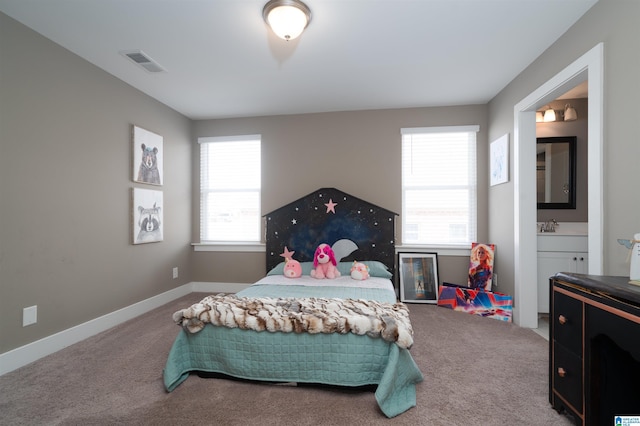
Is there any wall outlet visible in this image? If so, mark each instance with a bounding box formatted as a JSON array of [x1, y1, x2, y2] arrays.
[[172, 267, 179, 279], [23, 305, 37, 327], [493, 272, 498, 289]]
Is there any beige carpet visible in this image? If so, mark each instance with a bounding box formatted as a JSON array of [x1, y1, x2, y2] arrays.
[[0, 293, 574, 425]]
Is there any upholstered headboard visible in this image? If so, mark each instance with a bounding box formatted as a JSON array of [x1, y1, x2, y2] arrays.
[[264, 188, 398, 276]]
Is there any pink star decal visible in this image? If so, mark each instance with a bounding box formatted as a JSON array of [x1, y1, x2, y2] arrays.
[[280, 246, 295, 260], [324, 199, 337, 214]]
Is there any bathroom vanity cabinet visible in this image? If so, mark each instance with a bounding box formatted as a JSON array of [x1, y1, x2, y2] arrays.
[[537, 235, 588, 313], [549, 273, 640, 425]]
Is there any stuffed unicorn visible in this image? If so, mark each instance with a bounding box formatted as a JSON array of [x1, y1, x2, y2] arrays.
[[310, 243, 341, 279]]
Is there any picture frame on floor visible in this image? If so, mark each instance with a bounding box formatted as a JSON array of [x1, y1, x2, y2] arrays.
[[398, 252, 439, 303]]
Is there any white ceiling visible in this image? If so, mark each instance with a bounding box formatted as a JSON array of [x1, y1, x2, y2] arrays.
[[0, 0, 598, 120]]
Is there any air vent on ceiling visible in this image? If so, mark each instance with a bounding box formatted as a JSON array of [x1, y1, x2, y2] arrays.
[[120, 50, 166, 73]]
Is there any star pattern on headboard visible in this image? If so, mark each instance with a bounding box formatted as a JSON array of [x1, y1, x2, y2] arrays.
[[264, 188, 398, 276]]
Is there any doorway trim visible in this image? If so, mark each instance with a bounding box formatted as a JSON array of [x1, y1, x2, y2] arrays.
[[513, 43, 604, 328]]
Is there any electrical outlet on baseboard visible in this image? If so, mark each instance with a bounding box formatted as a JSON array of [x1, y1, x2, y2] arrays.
[[23, 305, 37, 327]]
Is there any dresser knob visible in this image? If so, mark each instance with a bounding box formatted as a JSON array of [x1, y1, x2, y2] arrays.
[[558, 367, 566, 378], [558, 315, 567, 325]]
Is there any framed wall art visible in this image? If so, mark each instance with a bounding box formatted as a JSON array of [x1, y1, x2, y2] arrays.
[[132, 125, 163, 186], [132, 188, 163, 244], [490, 133, 509, 186], [398, 252, 439, 303]]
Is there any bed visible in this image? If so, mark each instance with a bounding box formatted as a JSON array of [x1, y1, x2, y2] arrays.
[[163, 188, 424, 418]]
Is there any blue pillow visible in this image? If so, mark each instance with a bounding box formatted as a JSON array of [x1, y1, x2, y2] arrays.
[[337, 261, 393, 279], [267, 260, 392, 279]]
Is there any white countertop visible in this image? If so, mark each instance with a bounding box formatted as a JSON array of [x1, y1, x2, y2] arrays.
[[537, 222, 588, 236]]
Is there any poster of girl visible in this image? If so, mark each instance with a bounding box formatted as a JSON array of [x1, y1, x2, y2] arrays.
[[468, 243, 495, 291]]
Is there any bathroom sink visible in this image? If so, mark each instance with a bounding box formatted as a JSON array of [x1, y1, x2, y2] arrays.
[[537, 222, 588, 236]]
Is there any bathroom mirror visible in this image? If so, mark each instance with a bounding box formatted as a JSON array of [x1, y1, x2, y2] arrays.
[[536, 136, 577, 209]]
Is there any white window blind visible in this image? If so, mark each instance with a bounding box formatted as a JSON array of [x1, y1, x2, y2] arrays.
[[199, 135, 261, 243], [401, 126, 479, 246]]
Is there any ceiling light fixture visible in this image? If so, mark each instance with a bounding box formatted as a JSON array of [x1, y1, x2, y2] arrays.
[[263, 0, 311, 41]]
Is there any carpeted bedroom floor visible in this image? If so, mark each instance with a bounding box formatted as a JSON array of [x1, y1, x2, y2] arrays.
[[0, 293, 574, 425]]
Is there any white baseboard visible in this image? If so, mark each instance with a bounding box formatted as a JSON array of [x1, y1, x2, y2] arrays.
[[0, 281, 247, 376]]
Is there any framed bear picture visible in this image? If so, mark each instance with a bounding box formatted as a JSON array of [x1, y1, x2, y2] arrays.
[[132, 188, 163, 244], [132, 125, 163, 186]]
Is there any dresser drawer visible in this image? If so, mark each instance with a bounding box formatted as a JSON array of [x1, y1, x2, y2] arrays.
[[553, 342, 583, 413], [553, 290, 583, 354]]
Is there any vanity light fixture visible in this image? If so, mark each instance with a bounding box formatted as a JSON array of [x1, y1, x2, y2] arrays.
[[543, 106, 557, 122], [564, 104, 577, 121], [536, 104, 578, 123], [263, 0, 312, 41]]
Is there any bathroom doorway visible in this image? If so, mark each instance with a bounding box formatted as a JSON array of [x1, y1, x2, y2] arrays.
[[536, 89, 588, 314], [513, 43, 604, 328]]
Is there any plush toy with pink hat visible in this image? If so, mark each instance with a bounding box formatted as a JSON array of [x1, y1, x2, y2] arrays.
[[283, 257, 302, 278], [310, 243, 341, 279], [280, 246, 302, 278]]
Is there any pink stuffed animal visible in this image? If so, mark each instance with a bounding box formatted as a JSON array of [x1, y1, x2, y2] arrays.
[[310, 243, 341, 279], [283, 257, 302, 278], [350, 261, 370, 280]]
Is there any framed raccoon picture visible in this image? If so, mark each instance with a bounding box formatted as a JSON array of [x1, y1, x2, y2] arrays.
[[132, 188, 163, 244], [132, 125, 163, 186]]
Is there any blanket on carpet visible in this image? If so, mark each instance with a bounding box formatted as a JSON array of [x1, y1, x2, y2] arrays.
[[172, 294, 414, 349]]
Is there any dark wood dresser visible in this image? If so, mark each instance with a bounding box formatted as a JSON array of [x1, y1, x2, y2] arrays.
[[550, 273, 640, 425]]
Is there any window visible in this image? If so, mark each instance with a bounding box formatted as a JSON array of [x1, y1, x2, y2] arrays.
[[401, 126, 479, 246], [199, 135, 261, 243]]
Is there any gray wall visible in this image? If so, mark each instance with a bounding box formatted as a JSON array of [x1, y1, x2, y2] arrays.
[[192, 107, 489, 286], [488, 0, 640, 297], [0, 13, 193, 353], [5, 0, 637, 357]]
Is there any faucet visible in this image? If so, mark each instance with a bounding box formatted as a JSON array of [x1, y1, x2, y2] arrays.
[[540, 219, 558, 233]]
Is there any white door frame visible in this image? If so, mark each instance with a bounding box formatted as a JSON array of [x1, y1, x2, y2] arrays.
[[513, 43, 604, 328]]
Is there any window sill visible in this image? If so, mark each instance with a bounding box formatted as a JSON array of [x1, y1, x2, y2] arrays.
[[396, 245, 471, 256], [192, 243, 266, 252]]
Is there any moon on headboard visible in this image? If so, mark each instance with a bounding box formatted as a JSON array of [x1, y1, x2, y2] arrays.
[[332, 239, 358, 262]]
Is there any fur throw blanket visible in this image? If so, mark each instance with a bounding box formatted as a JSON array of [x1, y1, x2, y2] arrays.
[[173, 294, 414, 349]]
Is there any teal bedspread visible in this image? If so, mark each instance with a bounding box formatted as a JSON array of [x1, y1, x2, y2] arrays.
[[163, 280, 424, 418]]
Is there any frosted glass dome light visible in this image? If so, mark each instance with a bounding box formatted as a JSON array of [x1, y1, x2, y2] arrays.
[[263, 0, 311, 41]]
